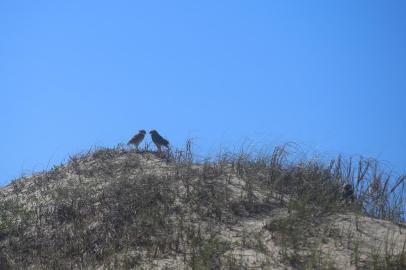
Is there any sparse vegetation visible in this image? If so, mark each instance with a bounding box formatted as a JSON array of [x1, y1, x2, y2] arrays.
[[0, 142, 404, 269]]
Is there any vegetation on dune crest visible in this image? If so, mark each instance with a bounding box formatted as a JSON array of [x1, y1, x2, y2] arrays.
[[0, 142, 405, 269]]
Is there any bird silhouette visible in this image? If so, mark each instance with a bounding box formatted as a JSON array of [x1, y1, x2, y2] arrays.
[[149, 130, 169, 152], [342, 183, 355, 203], [128, 130, 146, 150]]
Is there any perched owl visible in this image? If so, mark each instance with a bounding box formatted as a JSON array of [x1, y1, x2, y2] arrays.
[[128, 130, 146, 150], [342, 183, 355, 202], [149, 130, 170, 152]]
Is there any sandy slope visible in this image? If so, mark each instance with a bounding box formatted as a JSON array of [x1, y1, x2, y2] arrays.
[[1, 148, 404, 269]]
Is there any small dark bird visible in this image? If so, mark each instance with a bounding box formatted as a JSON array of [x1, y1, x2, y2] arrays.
[[342, 183, 355, 203], [150, 130, 170, 152], [128, 130, 146, 150]]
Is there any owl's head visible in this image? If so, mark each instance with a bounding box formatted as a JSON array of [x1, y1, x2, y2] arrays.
[[343, 184, 353, 192], [139, 130, 146, 134]]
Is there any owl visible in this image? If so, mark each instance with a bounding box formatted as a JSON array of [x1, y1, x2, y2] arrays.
[[128, 130, 146, 150], [149, 130, 170, 152], [342, 183, 355, 202]]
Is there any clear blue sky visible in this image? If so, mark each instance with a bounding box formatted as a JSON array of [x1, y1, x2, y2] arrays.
[[1, 0, 406, 184]]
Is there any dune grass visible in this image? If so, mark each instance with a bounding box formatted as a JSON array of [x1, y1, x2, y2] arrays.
[[0, 141, 404, 269]]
